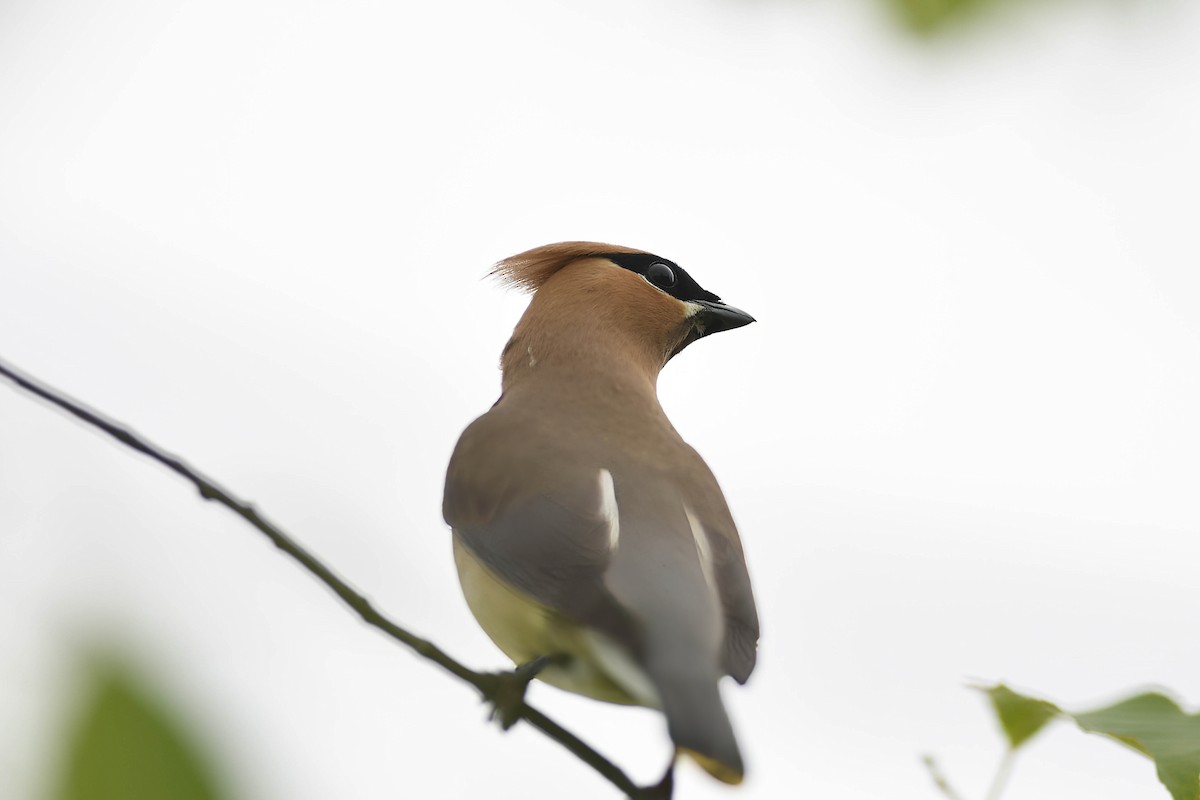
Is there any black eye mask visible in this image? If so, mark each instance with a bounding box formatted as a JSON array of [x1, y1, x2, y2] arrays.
[[600, 252, 723, 304]]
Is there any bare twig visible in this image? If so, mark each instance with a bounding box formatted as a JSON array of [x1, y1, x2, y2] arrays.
[[984, 750, 1016, 800], [0, 358, 651, 799], [921, 754, 969, 800]]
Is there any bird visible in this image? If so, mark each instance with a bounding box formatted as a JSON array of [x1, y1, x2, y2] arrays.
[[443, 242, 759, 786]]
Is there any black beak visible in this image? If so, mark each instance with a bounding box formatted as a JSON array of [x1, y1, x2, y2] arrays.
[[694, 300, 755, 338]]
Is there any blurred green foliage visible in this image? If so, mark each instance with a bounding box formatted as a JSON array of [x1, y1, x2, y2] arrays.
[[979, 684, 1200, 800], [1074, 693, 1200, 800], [51, 658, 228, 800], [882, 0, 1026, 33], [982, 684, 1060, 750]]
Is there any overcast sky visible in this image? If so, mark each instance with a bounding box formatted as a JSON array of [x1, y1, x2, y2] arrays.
[[2, 0, 1199, 798]]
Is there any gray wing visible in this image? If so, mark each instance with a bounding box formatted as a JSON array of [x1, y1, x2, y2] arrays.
[[676, 445, 760, 684], [446, 463, 641, 648], [711, 532, 759, 683], [444, 413, 757, 680]]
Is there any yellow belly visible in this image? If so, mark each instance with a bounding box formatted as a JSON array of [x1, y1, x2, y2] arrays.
[[452, 536, 658, 707]]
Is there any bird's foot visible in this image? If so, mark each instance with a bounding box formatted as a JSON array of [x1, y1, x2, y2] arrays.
[[480, 655, 557, 730]]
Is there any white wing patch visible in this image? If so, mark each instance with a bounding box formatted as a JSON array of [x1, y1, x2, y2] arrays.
[[684, 503, 719, 597], [598, 468, 619, 552]]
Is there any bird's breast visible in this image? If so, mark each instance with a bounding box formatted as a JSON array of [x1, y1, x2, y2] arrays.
[[452, 535, 658, 707]]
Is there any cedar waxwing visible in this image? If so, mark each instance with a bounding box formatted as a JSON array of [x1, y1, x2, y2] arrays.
[[443, 242, 759, 785]]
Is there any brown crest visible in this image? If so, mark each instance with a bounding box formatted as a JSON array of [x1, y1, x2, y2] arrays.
[[491, 241, 648, 293]]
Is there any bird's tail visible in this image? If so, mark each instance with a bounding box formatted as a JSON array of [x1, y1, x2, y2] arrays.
[[651, 663, 745, 784]]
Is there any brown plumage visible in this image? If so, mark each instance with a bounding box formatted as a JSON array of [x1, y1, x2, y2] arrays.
[[445, 242, 759, 784], [491, 241, 647, 292]]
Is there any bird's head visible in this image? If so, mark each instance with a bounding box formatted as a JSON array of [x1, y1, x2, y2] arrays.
[[493, 242, 754, 378]]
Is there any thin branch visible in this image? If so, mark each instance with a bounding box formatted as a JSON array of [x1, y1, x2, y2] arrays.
[[921, 754, 969, 800], [984, 749, 1016, 800], [0, 358, 649, 799]]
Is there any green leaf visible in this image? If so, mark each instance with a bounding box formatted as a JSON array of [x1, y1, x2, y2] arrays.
[[981, 684, 1061, 750], [52, 658, 229, 800], [1073, 693, 1200, 800], [883, 0, 1009, 33]]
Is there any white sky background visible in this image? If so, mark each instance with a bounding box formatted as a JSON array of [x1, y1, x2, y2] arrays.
[[2, 0, 1199, 798]]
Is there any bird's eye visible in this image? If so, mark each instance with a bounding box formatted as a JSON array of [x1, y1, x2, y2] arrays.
[[646, 262, 677, 289]]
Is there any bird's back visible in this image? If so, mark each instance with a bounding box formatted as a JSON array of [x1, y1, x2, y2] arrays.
[[444, 243, 760, 783]]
